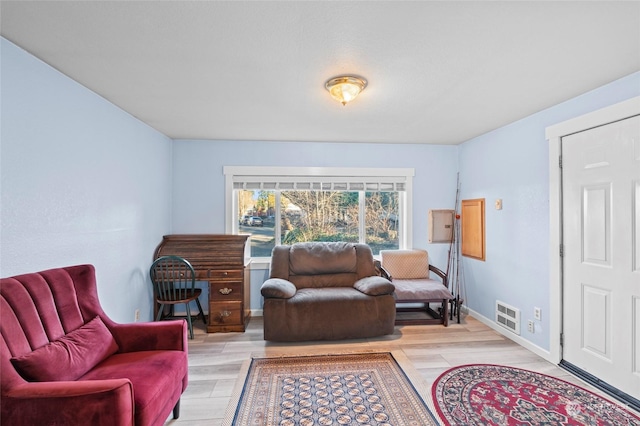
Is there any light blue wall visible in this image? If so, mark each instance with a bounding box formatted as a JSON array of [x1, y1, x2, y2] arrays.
[[458, 71, 640, 351], [0, 38, 173, 323], [5, 32, 638, 352], [172, 139, 460, 309]]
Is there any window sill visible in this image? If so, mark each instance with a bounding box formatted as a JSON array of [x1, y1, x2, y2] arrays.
[[248, 258, 271, 270]]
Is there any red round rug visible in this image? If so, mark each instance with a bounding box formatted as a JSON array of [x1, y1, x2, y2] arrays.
[[432, 364, 640, 425]]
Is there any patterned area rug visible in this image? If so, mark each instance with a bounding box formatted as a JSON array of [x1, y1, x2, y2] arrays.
[[432, 364, 640, 425], [223, 351, 440, 425]]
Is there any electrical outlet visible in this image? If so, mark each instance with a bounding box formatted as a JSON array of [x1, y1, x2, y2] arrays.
[[534, 307, 541, 321], [527, 320, 535, 333], [134, 309, 140, 322]]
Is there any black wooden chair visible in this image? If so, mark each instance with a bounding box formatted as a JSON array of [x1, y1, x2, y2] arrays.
[[150, 255, 206, 339]]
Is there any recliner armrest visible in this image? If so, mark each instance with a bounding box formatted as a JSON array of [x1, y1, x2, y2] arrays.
[[354, 276, 395, 296], [261, 278, 297, 299]]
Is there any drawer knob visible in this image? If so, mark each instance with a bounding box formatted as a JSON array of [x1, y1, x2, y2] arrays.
[[219, 287, 233, 295], [223, 271, 228, 276], [217, 310, 231, 322]]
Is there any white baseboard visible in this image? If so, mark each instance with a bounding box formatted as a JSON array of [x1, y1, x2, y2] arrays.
[[249, 307, 552, 363], [466, 307, 553, 363]]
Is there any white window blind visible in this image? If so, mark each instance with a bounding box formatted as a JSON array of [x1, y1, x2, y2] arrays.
[[226, 166, 413, 192], [231, 177, 407, 192]]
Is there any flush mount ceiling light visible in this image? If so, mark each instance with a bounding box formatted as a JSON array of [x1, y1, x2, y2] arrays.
[[325, 75, 367, 106]]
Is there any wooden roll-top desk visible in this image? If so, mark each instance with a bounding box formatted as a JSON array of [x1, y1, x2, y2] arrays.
[[153, 234, 250, 333]]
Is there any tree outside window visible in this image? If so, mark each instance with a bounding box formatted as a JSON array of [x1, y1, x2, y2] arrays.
[[237, 189, 399, 257], [365, 191, 399, 253]]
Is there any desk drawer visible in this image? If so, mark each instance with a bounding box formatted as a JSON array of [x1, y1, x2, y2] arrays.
[[198, 269, 243, 280], [209, 301, 242, 326], [210, 281, 242, 301]]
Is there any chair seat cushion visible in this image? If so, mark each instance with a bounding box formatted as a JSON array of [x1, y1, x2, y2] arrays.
[[81, 350, 187, 425], [263, 287, 396, 341], [393, 279, 453, 301]]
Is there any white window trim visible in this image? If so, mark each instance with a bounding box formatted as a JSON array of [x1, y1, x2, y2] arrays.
[[224, 166, 414, 262]]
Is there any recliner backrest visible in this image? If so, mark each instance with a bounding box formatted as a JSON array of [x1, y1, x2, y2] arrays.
[[270, 242, 377, 289]]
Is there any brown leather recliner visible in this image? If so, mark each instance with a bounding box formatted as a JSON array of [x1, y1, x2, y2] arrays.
[[260, 242, 396, 341]]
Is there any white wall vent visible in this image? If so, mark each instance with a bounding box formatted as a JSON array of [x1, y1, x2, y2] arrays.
[[496, 300, 520, 335]]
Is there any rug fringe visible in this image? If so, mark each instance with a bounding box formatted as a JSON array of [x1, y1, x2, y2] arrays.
[[389, 350, 443, 422], [221, 358, 252, 426], [248, 348, 384, 359]]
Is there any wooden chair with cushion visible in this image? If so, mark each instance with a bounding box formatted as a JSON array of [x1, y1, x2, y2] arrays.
[[380, 249, 453, 326]]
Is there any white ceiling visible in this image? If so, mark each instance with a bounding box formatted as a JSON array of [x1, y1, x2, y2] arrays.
[[2, 1, 639, 145]]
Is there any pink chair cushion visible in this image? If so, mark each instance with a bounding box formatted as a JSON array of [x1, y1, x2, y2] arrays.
[[380, 249, 430, 279], [393, 279, 453, 301], [10, 316, 119, 382]]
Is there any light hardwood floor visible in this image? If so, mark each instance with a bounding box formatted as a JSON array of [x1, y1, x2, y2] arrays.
[[164, 314, 628, 425]]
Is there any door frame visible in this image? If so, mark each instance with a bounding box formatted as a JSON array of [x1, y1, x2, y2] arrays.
[[546, 96, 640, 364]]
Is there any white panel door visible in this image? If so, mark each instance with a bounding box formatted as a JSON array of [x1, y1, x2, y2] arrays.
[[562, 114, 640, 398]]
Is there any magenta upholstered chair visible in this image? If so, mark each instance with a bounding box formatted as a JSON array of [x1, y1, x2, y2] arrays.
[[0, 264, 188, 426]]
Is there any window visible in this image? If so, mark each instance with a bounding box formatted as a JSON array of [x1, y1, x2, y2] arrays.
[[225, 167, 414, 258]]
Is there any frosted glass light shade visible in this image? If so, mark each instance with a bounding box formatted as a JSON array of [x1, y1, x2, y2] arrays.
[[325, 76, 367, 105]]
